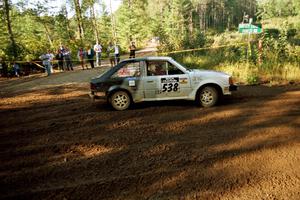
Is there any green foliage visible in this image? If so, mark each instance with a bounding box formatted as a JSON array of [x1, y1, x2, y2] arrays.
[[0, 0, 114, 61], [183, 31, 206, 49], [258, 0, 300, 19], [164, 21, 300, 84], [115, 0, 149, 49], [4, 42, 24, 60], [264, 28, 280, 38], [262, 22, 291, 65], [246, 74, 259, 85]]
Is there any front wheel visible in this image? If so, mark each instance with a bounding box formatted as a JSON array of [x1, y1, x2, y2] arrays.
[[110, 91, 131, 111], [198, 86, 218, 107]]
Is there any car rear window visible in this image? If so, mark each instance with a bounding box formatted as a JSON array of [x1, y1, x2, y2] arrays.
[[112, 61, 141, 78]]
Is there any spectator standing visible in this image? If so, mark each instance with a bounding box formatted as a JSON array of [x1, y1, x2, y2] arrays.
[[56, 49, 64, 71], [129, 41, 136, 58], [3, 62, 8, 77], [13, 62, 20, 77], [39, 50, 54, 76], [86, 46, 95, 69], [114, 43, 120, 64], [59, 45, 65, 52], [63, 48, 73, 71], [77, 47, 87, 70], [107, 42, 115, 67], [94, 42, 102, 67], [0, 58, 8, 77]]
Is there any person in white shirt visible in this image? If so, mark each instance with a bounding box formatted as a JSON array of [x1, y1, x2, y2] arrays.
[[94, 43, 102, 67], [39, 50, 54, 76]]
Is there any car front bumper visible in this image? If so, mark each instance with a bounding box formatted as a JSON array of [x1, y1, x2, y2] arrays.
[[229, 85, 238, 91]]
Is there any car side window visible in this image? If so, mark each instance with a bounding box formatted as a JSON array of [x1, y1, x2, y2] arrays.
[[112, 61, 141, 78], [147, 61, 167, 76], [167, 62, 184, 75]]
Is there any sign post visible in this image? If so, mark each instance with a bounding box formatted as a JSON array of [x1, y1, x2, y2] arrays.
[[238, 23, 262, 34], [238, 18, 263, 65]]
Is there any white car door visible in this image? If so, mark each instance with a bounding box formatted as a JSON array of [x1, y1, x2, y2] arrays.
[[143, 60, 192, 100], [159, 61, 192, 99]]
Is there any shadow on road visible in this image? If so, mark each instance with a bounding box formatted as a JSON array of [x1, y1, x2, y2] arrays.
[[0, 84, 299, 199]]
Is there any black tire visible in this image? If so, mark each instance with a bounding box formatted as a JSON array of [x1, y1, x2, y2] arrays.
[[198, 86, 218, 107], [110, 91, 131, 111]]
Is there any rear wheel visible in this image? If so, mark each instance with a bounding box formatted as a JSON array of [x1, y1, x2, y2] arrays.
[[198, 86, 218, 107], [110, 91, 131, 111]]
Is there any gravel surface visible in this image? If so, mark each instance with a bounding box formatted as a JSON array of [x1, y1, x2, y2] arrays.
[[0, 68, 299, 200]]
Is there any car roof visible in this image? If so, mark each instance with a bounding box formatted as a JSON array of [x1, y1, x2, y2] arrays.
[[121, 56, 174, 62]]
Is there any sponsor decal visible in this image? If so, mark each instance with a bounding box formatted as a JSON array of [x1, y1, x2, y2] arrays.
[[128, 80, 136, 87], [179, 78, 188, 84]]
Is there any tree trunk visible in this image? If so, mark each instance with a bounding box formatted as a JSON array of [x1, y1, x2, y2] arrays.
[[64, 1, 73, 41], [3, 0, 17, 58], [73, 0, 84, 43], [203, 4, 207, 32], [42, 22, 54, 47], [189, 11, 193, 38], [109, 0, 117, 42], [91, 5, 100, 43]]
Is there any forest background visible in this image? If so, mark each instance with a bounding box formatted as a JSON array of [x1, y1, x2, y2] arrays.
[[1, 0, 300, 84]]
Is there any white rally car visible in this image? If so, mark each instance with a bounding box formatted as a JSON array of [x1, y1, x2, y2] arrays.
[[90, 57, 237, 110]]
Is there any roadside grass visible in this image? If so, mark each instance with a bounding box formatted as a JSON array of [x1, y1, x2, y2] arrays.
[[263, 16, 300, 30], [215, 61, 300, 85], [171, 53, 300, 85]]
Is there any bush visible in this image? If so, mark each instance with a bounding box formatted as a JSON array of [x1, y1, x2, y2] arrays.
[[264, 28, 280, 38], [246, 74, 260, 85]]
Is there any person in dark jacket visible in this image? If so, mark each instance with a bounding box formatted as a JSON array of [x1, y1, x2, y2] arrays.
[[13, 62, 20, 77], [86, 45, 95, 69], [107, 42, 115, 67], [56, 49, 64, 71], [0, 58, 8, 77], [63, 48, 73, 71], [129, 41, 136, 58]]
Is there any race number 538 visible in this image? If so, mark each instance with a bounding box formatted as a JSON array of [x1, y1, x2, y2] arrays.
[[162, 82, 179, 92], [161, 77, 180, 92]]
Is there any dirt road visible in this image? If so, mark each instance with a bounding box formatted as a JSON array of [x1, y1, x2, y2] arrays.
[[0, 68, 299, 200]]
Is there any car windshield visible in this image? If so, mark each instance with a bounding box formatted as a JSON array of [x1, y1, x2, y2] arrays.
[[170, 58, 191, 71]]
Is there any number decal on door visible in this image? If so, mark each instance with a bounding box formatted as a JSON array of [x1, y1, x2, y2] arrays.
[[161, 77, 180, 92]]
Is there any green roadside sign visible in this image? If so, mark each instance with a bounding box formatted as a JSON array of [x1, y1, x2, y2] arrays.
[[239, 23, 262, 34]]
